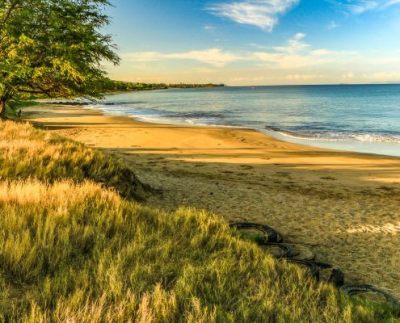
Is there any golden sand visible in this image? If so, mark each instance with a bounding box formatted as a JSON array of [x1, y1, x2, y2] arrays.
[[24, 104, 400, 297]]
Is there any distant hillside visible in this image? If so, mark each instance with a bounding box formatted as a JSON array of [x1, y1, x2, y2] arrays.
[[98, 79, 224, 93]]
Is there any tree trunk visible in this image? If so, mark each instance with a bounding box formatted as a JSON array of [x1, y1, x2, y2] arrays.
[[0, 100, 6, 119]]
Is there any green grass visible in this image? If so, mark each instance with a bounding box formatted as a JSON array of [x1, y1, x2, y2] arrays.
[[0, 120, 399, 322], [0, 121, 148, 201]]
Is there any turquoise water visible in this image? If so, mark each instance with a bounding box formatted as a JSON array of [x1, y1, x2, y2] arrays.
[[92, 85, 400, 156]]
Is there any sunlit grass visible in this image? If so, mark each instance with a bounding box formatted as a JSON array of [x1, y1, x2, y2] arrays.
[[0, 120, 398, 322], [0, 121, 147, 201]]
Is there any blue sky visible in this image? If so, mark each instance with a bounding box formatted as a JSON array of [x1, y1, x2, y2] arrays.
[[105, 0, 400, 85]]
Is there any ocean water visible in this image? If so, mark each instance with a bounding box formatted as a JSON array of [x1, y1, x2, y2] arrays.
[[90, 84, 400, 157]]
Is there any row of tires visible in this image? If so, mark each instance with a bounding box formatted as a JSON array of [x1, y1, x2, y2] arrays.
[[230, 222, 400, 307]]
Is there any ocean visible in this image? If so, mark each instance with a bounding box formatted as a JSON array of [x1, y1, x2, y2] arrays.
[[90, 84, 400, 157]]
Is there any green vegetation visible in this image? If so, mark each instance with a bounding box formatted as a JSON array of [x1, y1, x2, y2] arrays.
[[4, 100, 39, 118], [0, 120, 399, 322], [0, 122, 147, 201], [0, 1, 222, 117], [0, 0, 118, 117], [0, 1, 398, 320], [97, 78, 225, 93]]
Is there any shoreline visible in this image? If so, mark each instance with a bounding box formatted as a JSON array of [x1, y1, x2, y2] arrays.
[[35, 103, 400, 162], [86, 98, 400, 158], [262, 127, 400, 158], [24, 104, 400, 298]]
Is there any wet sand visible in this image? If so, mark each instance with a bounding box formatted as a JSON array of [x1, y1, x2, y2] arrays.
[[24, 104, 400, 297]]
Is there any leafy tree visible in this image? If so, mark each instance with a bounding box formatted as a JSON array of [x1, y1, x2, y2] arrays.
[[0, 0, 119, 117]]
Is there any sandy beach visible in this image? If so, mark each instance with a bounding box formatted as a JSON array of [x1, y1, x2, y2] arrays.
[[24, 104, 400, 298]]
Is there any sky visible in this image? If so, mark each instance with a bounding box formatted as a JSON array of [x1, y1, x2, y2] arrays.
[[104, 0, 400, 85]]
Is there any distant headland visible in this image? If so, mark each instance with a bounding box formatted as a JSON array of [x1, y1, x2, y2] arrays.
[[99, 79, 225, 93]]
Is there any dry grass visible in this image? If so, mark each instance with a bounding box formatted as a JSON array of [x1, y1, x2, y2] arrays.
[[0, 120, 399, 322], [0, 121, 147, 201]]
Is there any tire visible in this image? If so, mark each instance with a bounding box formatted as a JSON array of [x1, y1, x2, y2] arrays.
[[285, 244, 315, 261], [328, 269, 345, 287], [230, 222, 283, 243], [287, 259, 320, 281], [341, 285, 400, 307], [314, 262, 333, 269], [259, 243, 294, 259]]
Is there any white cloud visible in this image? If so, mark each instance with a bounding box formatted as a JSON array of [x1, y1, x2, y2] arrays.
[[208, 0, 299, 31], [273, 32, 308, 53], [121, 49, 244, 67], [169, 49, 242, 67], [383, 0, 400, 7], [334, 0, 400, 14], [121, 34, 357, 70], [251, 33, 355, 69], [110, 45, 400, 85], [346, 0, 379, 14]]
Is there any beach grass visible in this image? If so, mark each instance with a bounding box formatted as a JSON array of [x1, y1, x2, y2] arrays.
[[0, 120, 399, 322], [0, 121, 147, 201]]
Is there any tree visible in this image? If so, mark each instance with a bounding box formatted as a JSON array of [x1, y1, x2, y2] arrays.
[[0, 0, 119, 117]]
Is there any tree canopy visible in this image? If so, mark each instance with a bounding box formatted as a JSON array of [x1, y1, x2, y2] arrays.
[[0, 0, 119, 116]]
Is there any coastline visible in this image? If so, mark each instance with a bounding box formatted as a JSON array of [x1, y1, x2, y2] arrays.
[[262, 127, 400, 158], [92, 102, 400, 158], [24, 104, 400, 298], [84, 85, 400, 158]]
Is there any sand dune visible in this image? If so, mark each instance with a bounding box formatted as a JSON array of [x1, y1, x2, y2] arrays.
[[24, 104, 400, 298]]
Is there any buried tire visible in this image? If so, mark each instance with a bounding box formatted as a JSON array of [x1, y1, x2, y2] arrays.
[[318, 266, 345, 287], [230, 222, 283, 243], [341, 285, 400, 307], [285, 244, 315, 261], [259, 243, 295, 259], [287, 259, 320, 280]]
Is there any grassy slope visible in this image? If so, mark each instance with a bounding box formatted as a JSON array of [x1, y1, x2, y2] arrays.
[[0, 122, 147, 201], [0, 121, 398, 322]]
